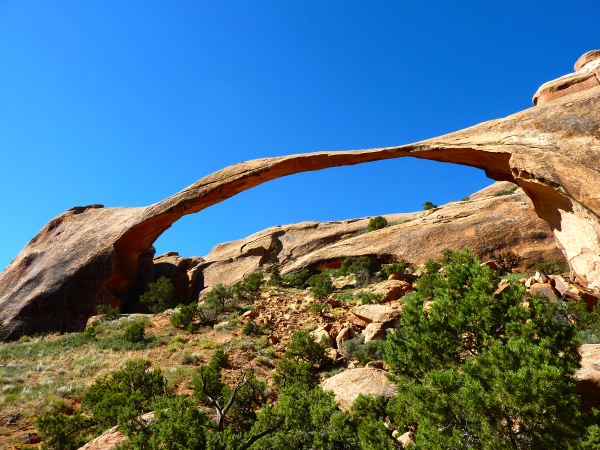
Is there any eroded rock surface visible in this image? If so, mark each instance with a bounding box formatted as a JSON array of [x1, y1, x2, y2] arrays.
[[198, 182, 561, 291], [576, 344, 600, 411], [321, 368, 397, 411], [2, 50, 600, 339]]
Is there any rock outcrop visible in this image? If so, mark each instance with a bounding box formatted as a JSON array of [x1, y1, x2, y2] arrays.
[[78, 412, 154, 450], [576, 344, 600, 411], [321, 368, 397, 411], [1, 50, 600, 339], [199, 182, 561, 291]]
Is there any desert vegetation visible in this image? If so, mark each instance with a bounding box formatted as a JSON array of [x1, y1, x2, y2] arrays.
[[1, 250, 599, 448]]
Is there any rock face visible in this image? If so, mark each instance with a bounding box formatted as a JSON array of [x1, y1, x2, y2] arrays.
[[576, 344, 600, 411], [533, 50, 600, 105], [199, 182, 561, 291], [351, 304, 401, 324], [321, 368, 397, 411], [2, 50, 600, 339]]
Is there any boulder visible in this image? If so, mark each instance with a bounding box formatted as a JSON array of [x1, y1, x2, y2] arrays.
[[529, 283, 560, 302], [151, 252, 203, 302], [363, 322, 386, 343], [3, 50, 600, 339], [332, 274, 357, 289], [79, 412, 154, 449], [321, 368, 397, 411], [533, 271, 550, 284], [576, 344, 600, 411], [392, 430, 416, 448], [351, 304, 401, 324], [348, 313, 369, 328], [310, 326, 332, 347], [361, 279, 413, 303], [335, 325, 354, 350]]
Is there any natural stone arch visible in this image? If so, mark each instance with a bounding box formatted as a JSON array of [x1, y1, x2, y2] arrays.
[[1, 50, 599, 339]]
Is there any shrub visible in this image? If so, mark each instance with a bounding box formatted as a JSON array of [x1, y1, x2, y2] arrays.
[[273, 331, 325, 388], [338, 256, 377, 276], [282, 268, 312, 288], [170, 303, 198, 331], [231, 271, 264, 302], [285, 330, 325, 365], [343, 336, 386, 365], [493, 185, 519, 196], [350, 395, 397, 450], [251, 384, 357, 449], [119, 396, 208, 450], [268, 265, 283, 287], [309, 273, 333, 299], [240, 271, 263, 295], [96, 324, 157, 351], [198, 284, 232, 324], [38, 359, 168, 448], [96, 303, 120, 320], [83, 359, 168, 429], [567, 300, 600, 345], [422, 201, 437, 210], [140, 277, 177, 313], [493, 251, 520, 274], [367, 216, 388, 232], [355, 291, 383, 305], [384, 248, 585, 448], [308, 302, 328, 314], [534, 259, 569, 275], [242, 320, 260, 336], [124, 321, 146, 343], [37, 405, 92, 450], [338, 256, 378, 286], [380, 261, 410, 279]]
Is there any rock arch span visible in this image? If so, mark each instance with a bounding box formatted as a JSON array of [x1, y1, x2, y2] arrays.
[[1, 50, 599, 339]]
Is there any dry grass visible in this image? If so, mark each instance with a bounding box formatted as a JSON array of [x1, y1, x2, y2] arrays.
[[0, 286, 363, 448]]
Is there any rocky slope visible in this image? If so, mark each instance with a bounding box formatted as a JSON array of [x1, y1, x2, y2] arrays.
[[1, 50, 600, 339]]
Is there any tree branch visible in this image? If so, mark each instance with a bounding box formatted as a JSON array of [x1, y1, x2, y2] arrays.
[[240, 416, 285, 450]]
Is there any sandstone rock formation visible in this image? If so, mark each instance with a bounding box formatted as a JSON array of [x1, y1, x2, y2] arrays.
[[277, 183, 561, 283], [1, 50, 600, 339], [78, 412, 154, 450], [321, 367, 397, 411], [351, 304, 401, 324], [576, 343, 600, 411], [197, 182, 561, 292]]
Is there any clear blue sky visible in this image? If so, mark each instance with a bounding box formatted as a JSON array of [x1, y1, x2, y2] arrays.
[[1, 1, 598, 269]]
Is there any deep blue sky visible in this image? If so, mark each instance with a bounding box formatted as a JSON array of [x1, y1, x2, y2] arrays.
[[1, 1, 598, 269]]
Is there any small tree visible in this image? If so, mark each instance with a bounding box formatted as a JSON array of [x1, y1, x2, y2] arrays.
[[140, 277, 177, 313], [199, 284, 232, 324], [309, 273, 333, 299], [170, 302, 198, 331], [234, 271, 263, 301], [273, 331, 325, 388], [338, 256, 378, 286], [384, 248, 584, 448], [422, 200, 437, 210], [268, 265, 283, 287], [96, 303, 120, 320], [380, 261, 410, 279], [367, 216, 388, 232], [124, 321, 146, 343], [493, 251, 520, 274]]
